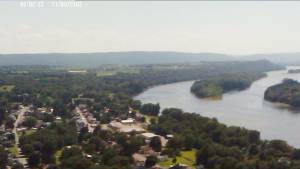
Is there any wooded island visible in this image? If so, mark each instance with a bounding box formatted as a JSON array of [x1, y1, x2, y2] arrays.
[[190, 73, 265, 99], [264, 79, 300, 107]]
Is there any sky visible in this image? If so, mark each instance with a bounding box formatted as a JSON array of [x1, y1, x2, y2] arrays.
[[1, 1, 300, 55]]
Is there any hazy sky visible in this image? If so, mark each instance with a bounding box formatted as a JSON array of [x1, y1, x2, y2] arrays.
[[1, 1, 300, 55]]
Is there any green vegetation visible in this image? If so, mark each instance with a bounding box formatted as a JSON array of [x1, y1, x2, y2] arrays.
[[96, 68, 139, 77], [8, 145, 19, 156], [140, 103, 160, 116], [0, 85, 14, 92], [149, 108, 300, 169], [264, 79, 300, 107], [23, 116, 37, 128], [0, 60, 286, 169], [191, 73, 265, 99], [18, 129, 35, 137], [159, 149, 196, 168], [144, 115, 158, 124], [150, 136, 162, 152], [145, 155, 159, 168], [0, 146, 8, 169], [19, 123, 78, 167], [96, 70, 116, 77], [55, 149, 63, 164], [191, 82, 223, 99]]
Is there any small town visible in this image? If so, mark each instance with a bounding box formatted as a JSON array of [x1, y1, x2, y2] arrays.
[[1, 102, 201, 169]]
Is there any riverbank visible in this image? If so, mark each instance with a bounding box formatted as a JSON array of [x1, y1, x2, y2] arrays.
[[135, 67, 300, 148]]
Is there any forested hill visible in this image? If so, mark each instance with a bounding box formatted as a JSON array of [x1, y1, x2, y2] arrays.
[[3, 51, 300, 68], [243, 53, 300, 65], [264, 79, 300, 107], [0, 52, 233, 68]]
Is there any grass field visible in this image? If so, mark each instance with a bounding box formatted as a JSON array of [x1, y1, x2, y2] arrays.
[[159, 149, 196, 168], [96, 69, 139, 77], [0, 85, 15, 92], [8, 145, 19, 156], [18, 129, 35, 137], [119, 69, 139, 74], [96, 71, 117, 77], [55, 149, 63, 164]]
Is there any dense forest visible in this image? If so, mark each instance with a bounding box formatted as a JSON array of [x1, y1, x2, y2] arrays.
[[190, 73, 265, 99], [264, 79, 300, 107], [0, 60, 291, 169]]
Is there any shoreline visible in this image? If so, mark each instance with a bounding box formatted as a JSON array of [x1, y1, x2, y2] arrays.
[[135, 67, 300, 148]]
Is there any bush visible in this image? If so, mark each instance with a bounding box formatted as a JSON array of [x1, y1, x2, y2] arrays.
[[23, 117, 37, 128], [149, 136, 162, 152], [140, 103, 160, 116], [145, 155, 158, 168]]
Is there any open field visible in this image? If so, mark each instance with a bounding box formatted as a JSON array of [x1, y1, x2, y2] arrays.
[[159, 149, 196, 168], [0, 85, 15, 92], [96, 70, 117, 77], [55, 149, 63, 164], [96, 69, 139, 77], [18, 129, 35, 137]]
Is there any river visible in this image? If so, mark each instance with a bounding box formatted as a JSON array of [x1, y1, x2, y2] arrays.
[[135, 67, 300, 148]]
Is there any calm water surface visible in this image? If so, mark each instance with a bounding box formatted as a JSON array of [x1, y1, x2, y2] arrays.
[[135, 67, 300, 148]]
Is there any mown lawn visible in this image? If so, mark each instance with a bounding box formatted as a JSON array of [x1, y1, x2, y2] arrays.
[[159, 149, 196, 168], [0, 85, 15, 92]]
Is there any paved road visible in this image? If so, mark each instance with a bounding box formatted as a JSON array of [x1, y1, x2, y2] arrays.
[[76, 107, 93, 133], [12, 106, 29, 166]]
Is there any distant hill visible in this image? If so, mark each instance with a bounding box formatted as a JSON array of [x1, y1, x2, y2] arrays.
[[2, 51, 300, 68], [242, 53, 300, 65], [0, 52, 233, 68]]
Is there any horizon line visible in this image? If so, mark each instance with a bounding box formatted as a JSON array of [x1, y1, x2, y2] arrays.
[[1, 50, 300, 57]]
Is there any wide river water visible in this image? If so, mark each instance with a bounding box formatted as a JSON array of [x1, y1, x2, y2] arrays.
[[135, 67, 300, 148]]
